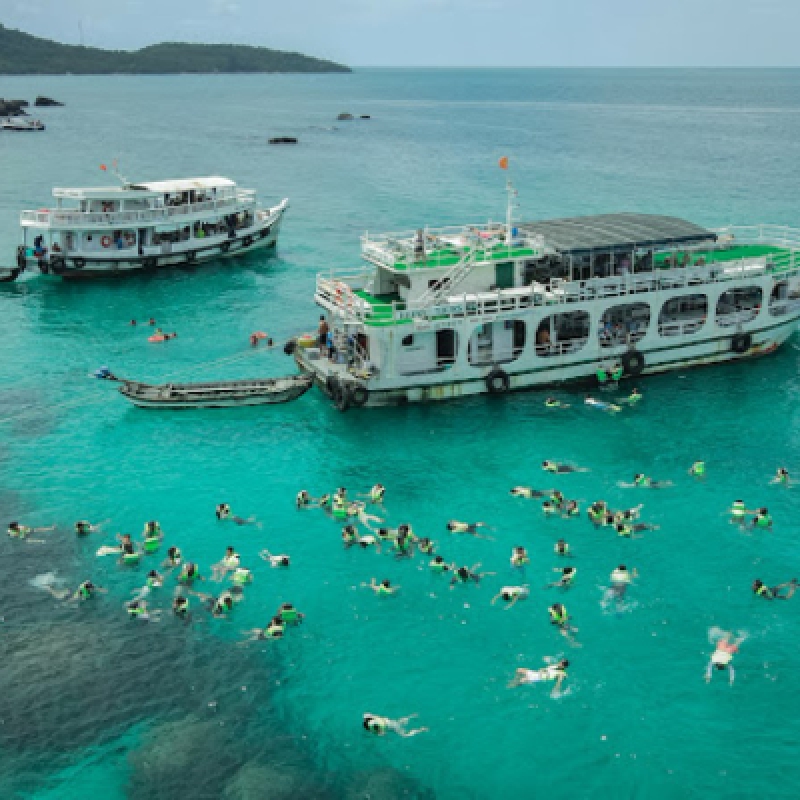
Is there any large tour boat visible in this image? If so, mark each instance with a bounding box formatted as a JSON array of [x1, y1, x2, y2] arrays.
[[17, 175, 288, 278], [293, 186, 800, 409]]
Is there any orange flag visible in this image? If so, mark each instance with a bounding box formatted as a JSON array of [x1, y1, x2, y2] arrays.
[[498, 156, 509, 170], [100, 164, 107, 171]]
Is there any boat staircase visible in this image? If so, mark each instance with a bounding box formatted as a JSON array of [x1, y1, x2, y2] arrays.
[[415, 247, 479, 311]]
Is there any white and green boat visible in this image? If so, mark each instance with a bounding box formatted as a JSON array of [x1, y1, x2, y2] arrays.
[[292, 185, 800, 409]]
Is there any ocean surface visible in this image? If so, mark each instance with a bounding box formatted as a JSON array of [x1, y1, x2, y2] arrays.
[[2, 68, 800, 799]]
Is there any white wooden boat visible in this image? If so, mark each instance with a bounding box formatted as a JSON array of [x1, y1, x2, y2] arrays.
[[119, 375, 312, 409], [1, 117, 45, 131]]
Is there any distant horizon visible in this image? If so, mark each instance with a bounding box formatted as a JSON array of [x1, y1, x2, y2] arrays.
[[3, 0, 800, 69]]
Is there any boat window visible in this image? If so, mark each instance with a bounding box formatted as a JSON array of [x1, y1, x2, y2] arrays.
[[716, 286, 762, 327], [658, 294, 707, 337], [536, 311, 589, 358], [401, 334, 414, 347], [769, 281, 792, 317], [598, 302, 650, 348], [467, 320, 526, 366], [436, 329, 458, 367]]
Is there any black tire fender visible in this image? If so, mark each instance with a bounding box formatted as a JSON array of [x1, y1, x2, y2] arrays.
[[73, 257, 86, 269], [731, 332, 752, 355], [622, 349, 645, 376], [243, 235, 254, 248], [486, 367, 510, 394], [350, 385, 369, 407], [221, 241, 231, 254]]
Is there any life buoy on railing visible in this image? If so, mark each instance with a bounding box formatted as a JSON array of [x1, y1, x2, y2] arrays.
[[101, 236, 112, 249], [731, 332, 752, 355]]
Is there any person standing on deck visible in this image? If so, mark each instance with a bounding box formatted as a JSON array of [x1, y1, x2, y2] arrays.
[[317, 315, 329, 348]]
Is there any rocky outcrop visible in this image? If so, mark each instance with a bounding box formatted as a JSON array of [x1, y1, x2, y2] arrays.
[[34, 96, 63, 107]]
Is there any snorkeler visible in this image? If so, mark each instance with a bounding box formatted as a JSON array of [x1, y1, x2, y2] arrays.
[[216, 503, 231, 520], [508, 659, 569, 697], [130, 569, 164, 602], [729, 500, 754, 525], [357, 484, 386, 504], [392, 532, 414, 558], [7, 521, 54, 542], [172, 595, 190, 621], [231, 567, 253, 587], [548, 603, 580, 645], [545, 397, 570, 409], [277, 602, 304, 625], [362, 578, 399, 596], [116, 533, 141, 565], [162, 546, 182, 569], [771, 468, 792, 486], [705, 629, 747, 685], [554, 539, 571, 557], [584, 395, 621, 413], [688, 461, 706, 478], [609, 565, 637, 598], [446, 521, 494, 540], [125, 599, 161, 622], [490, 585, 530, 609], [449, 563, 495, 587], [362, 713, 428, 738], [542, 461, 589, 474], [621, 474, 673, 489], [38, 578, 107, 602], [751, 578, 798, 600], [751, 507, 773, 530], [509, 487, 550, 499], [74, 520, 105, 536], [545, 566, 577, 589], [357, 534, 381, 552], [587, 501, 608, 525], [429, 555, 454, 574], [416, 537, 435, 556], [624, 388, 642, 405], [510, 546, 530, 572], [211, 546, 240, 581], [177, 561, 202, 585], [241, 615, 286, 642], [612, 505, 643, 523], [615, 521, 656, 538], [260, 549, 291, 568], [342, 525, 359, 548]]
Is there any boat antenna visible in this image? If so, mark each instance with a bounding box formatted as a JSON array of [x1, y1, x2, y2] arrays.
[[99, 159, 128, 185], [499, 156, 517, 245]]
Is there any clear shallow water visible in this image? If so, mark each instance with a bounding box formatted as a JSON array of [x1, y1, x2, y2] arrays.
[[2, 69, 800, 798]]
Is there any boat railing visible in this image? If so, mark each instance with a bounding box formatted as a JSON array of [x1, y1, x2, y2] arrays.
[[20, 190, 257, 228], [316, 246, 800, 326], [658, 318, 707, 337], [715, 308, 761, 328]]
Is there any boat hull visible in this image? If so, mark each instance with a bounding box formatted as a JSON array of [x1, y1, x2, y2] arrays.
[[28, 207, 285, 279]]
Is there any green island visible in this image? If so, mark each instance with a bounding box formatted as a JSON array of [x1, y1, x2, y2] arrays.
[[0, 24, 350, 74]]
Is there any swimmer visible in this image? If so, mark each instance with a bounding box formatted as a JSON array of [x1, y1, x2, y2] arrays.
[[358, 534, 381, 552], [620, 473, 673, 489], [7, 521, 53, 541], [356, 504, 385, 531], [584, 395, 621, 413], [542, 461, 589, 474], [162, 546, 182, 569], [296, 490, 324, 509], [609, 564, 637, 598], [729, 500, 754, 525], [416, 537, 435, 556], [173, 595, 191, 621], [342, 525, 359, 548], [231, 567, 253, 586], [362, 713, 428, 738], [362, 578, 399, 596], [429, 555, 454, 573], [548, 603, 580, 645], [189, 589, 238, 618], [125, 599, 161, 622], [358, 484, 386, 504], [215, 503, 231, 520], [624, 388, 643, 405], [74, 520, 105, 536], [116, 533, 141, 564], [751, 578, 798, 600], [751, 507, 773, 530], [143, 520, 163, 538], [705, 629, 747, 685], [615, 521, 656, 538], [211, 546, 240, 581], [545, 566, 577, 589], [393, 532, 414, 558], [260, 549, 291, 568], [508, 659, 569, 697], [612, 505, 643, 523], [449, 563, 495, 587], [446, 520, 494, 540], [131, 569, 165, 602], [277, 602, 304, 625], [510, 546, 530, 572], [688, 461, 706, 478], [561, 500, 580, 518], [491, 585, 530, 609], [40, 578, 107, 602], [509, 487, 550, 499], [554, 539, 571, 557], [241, 615, 286, 642], [231, 515, 261, 527], [177, 561, 202, 585], [771, 467, 792, 486], [587, 501, 608, 525], [545, 397, 570, 409]]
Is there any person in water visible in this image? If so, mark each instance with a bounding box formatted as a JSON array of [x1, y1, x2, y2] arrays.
[[7, 521, 54, 541], [545, 397, 570, 409], [211, 546, 240, 581], [771, 467, 791, 486], [216, 503, 231, 520], [545, 566, 576, 589], [362, 578, 399, 596], [241, 615, 286, 642], [705, 629, 747, 685], [429, 555, 454, 573], [751, 578, 798, 600], [542, 461, 588, 474], [548, 603, 579, 645], [43, 579, 107, 602], [584, 395, 621, 413], [688, 461, 706, 478], [450, 563, 495, 587], [125, 599, 160, 622], [625, 473, 672, 489], [509, 487, 549, 499], [260, 549, 291, 568], [609, 565, 637, 598], [277, 602, 304, 625], [446, 520, 493, 539], [362, 713, 428, 738], [163, 546, 182, 569], [173, 595, 191, 621], [751, 507, 773, 530], [490, 585, 530, 609], [74, 520, 104, 536], [729, 500, 754, 526], [510, 546, 530, 573], [131, 569, 165, 602], [508, 659, 569, 696], [625, 388, 642, 405]]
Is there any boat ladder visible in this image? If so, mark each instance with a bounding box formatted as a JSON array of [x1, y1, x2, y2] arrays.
[[415, 247, 479, 309]]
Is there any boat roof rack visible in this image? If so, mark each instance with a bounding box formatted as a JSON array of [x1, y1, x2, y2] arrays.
[[517, 213, 716, 256]]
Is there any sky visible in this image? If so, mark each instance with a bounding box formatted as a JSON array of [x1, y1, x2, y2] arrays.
[[1, 0, 799, 67]]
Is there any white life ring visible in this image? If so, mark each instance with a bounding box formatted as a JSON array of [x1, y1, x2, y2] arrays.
[[101, 235, 112, 248]]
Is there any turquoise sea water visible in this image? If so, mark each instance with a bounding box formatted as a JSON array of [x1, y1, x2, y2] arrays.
[[2, 69, 800, 799]]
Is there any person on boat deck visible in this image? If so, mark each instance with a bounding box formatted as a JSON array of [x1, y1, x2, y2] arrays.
[[317, 315, 329, 347], [115, 233, 124, 249], [326, 330, 336, 360]]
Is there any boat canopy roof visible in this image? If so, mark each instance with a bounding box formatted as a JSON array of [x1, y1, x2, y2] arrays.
[[517, 213, 716, 256], [52, 177, 237, 200]]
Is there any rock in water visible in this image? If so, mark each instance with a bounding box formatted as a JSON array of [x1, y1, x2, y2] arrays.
[[337, 112, 354, 120], [34, 96, 64, 107]]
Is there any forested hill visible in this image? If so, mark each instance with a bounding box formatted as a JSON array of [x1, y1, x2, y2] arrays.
[[0, 24, 350, 74]]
